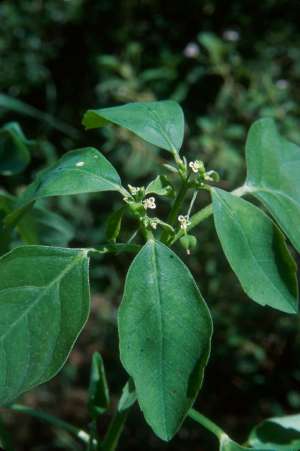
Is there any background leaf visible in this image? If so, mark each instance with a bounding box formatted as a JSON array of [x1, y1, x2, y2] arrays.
[[0, 122, 31, 176], [0, 245, 90, 405], [118, 240, 212, 441], [82, 101, 184, 152], [212, 188, 298, 314], [249, 413, 300, 450], [18, 206, 74, 247], [246, 118, 300, 252]]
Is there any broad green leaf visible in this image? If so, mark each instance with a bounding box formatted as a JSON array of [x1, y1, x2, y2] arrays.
[[0, 245, 90, 405], [118, 240, 212, 441], [88, 352, 110, 418], [249, 414, 300, 450], [0, 122, 31, 175], [212, 188, 298, 314], [145, 175, 174, 196], [6, 148, 122, 223], [246, 118, 300, 252], [82, 101, 184, 153]]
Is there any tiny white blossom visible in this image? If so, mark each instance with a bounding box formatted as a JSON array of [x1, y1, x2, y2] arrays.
[[189, 160, 204, 174], [143, 197, 156, 210], [178, 215, 191, 231]]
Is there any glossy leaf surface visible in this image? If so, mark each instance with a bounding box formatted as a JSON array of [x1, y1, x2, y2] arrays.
[[118, 240, 212, 441], [249, 414, 300, 450], [82, 101, 184, 152], [212, 188, 298, 314], [246, 118, 300, 252], [0, 246, 90, 405], [16, 147, 122, 209]]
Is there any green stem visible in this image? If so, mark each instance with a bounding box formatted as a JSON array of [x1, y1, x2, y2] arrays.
[[171, 184, 249, 245], [101, 409, 129, 451], [161, 181, 189, 243], [8, 404, 90, 445], [188, 409, 226, 440]]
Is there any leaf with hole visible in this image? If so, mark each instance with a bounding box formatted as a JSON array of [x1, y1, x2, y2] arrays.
[[118, 240, 212, 441], [0, 245, 90, 405], [5, 147, 122, 227], [82, 101, 184, 153], [212, 188, 298, 314]]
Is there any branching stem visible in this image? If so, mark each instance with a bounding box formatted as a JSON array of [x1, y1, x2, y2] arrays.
[[171, 184, 250, 245]]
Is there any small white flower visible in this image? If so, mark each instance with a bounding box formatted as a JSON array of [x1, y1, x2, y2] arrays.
[[143, 197, 156, 210], [76, 161, 85, 167], [178, 215, 191, 231], [189, 160, 204, 174]]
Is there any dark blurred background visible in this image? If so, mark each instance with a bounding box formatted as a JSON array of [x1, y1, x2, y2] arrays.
[[1, 0, 300, 450]]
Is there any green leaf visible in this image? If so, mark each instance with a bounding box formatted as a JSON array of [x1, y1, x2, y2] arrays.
[[18, 206, 74, 246], [249, 413, 300, 450], [246, 118, 300, 252], [145, 175, 174, 197], [0, 94, 78, 139], [118, 240, 212, 441], [0, 122, 31, 175], [212, 188, 298, 314], [6, 148, 122, 222], [88, 352, 110, 418], [0, 245, 90, 405], [82, 101, 184, 153]]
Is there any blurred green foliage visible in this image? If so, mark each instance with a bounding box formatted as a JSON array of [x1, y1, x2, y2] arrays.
[[1, 1, 300, 450]]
